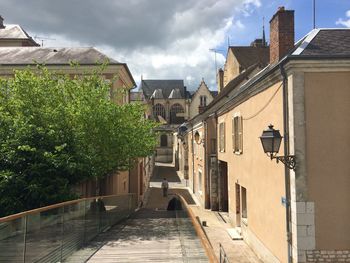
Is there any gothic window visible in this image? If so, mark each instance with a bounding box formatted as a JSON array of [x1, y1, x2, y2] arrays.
[[170, 103, 185, 124], [153, 103, 166, 121]]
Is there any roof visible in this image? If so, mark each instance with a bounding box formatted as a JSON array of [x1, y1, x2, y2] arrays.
[[190, 79, 212, 100], [210, 91, 218, 97], [130, 91, 144, 101], [0, 47, 119, 65], [141, 79, 185, 99], [186, 63, 261, 124], [293, 29, 350, 57], [185, 28, 350, 129], [230, 46, 269, 69], [0, 24, 39, 46], [169, 88, 182, 99]]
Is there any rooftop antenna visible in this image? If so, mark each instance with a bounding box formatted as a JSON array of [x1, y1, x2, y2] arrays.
[[313, 0, 316, 29], [228, 36, 230, 48], [34, 35, 56, 47], [209, 49, 224, 84], [262, 16, 266, 46]]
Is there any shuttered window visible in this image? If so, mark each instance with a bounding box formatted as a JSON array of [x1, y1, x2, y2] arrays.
[[232, 115, 243, 154], [219, 122, 225, 152]]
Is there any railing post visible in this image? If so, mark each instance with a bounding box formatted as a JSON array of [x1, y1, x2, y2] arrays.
[[22, 215, 28, 263], [83, 199, 87, 245], [60, 207, 64, 262]]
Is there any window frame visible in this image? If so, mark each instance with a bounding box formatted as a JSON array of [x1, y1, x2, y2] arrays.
[[232, 114, 243, 154], [219, 122, 225, 153]]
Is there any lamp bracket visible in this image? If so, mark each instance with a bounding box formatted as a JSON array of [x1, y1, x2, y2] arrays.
[[271, 155, 296, 170]]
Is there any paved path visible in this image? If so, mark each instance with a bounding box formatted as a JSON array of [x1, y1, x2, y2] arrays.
[[66, 165, 208, 263]]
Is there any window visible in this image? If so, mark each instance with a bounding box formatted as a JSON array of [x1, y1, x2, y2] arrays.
[[153, 103, 166, 121], [219, 122, 225, 152], [198, 170, 202, 193], [170, 103, 185, 124], [160, 134, 168, 147], [232, 115, 243, 154], [200, 95, 207, 106], [210, 138, 216, 154], [241, 187, 247, 219]]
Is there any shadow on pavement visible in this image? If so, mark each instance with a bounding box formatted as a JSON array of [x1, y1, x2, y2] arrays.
[[151, 165, 181, 182]]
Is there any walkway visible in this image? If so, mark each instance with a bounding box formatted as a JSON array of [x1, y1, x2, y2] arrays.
[[66, 165, 208, 263]]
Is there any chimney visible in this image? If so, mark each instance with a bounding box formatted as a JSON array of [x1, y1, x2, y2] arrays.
[[269, 7, 294, 64], [217, 68, 224, 93], [0, 16, 4, 29]]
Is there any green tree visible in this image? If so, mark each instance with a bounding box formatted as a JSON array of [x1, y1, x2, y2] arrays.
[[0, 66, 157, 217]]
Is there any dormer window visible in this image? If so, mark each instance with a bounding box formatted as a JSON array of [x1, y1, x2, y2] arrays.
[[200, 95, 207, 107]]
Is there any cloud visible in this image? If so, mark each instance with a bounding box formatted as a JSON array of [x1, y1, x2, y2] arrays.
[[336, 10, 350, 28], [1, 0, 261, 90]]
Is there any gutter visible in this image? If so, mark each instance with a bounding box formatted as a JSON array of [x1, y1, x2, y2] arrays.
[[280, 63, 292, 263]]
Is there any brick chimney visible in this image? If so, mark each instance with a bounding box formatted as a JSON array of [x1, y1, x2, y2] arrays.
[[269, 7, 294, 64], [217, 68, 224, 93]]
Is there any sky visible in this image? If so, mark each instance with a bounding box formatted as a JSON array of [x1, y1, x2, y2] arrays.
[[1, 0, 349, 90]]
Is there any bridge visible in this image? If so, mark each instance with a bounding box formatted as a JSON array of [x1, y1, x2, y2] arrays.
[[0, 165, 216, 263]]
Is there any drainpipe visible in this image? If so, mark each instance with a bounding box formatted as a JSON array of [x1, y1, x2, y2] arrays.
[[280, 63, 292, 263], [204, 119, 210, 209], [191, 123, 195, 194], [214, 112, 222, 211]]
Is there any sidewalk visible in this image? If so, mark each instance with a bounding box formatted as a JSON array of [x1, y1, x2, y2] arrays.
[[152, 164, 261, 263]]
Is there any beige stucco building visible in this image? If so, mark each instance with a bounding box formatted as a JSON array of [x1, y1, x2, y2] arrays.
[[177, 7, 350, 263]]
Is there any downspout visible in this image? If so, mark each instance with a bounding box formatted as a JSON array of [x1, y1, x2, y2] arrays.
[[204, 119, 210, 209], [280, 63, 292, 263], [191, 123, 195, 194], [215, 112, 221, 211]]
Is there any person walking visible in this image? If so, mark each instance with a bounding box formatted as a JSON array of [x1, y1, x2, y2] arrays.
[[161, 178, 169, 197]]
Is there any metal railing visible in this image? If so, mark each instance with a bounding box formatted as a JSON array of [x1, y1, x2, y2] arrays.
[[0, 194, 137, 263], [219, 243, 230, 263]]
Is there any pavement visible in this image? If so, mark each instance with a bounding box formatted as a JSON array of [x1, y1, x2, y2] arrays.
[[151, 163, 262, 263]]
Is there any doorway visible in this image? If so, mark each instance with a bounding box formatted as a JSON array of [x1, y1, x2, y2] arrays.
[[235, 183, 241, 226], [219, 161, 228, 212]]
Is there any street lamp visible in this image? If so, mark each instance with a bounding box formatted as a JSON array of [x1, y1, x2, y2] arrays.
[[259, 124, 296, 170]]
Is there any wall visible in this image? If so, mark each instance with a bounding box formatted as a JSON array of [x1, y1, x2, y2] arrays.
[[304, 72, 350, 251], [217, 81, 288, 263], [223, 50, 240, 87]]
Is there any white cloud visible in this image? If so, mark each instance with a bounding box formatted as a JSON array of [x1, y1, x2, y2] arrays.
[[336, 10, 350, 28], [2, 0, 261, 90]]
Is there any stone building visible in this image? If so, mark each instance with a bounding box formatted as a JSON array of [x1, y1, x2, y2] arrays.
[[139, 79, 190, 163], [0, 15, 39, 47], [177, 7, 350, 263]]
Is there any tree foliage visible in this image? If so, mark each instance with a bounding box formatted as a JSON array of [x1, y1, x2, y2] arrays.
[[0, 66, 157, 216]]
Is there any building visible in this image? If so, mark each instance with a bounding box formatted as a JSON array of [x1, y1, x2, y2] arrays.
[[217, 37, 269, 92], [0, 16, 39, 47], [189, 78, 217, 118], [139, 79, 190, 163], [178, 7, 350, 263], [0, 46, 138, 199]]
